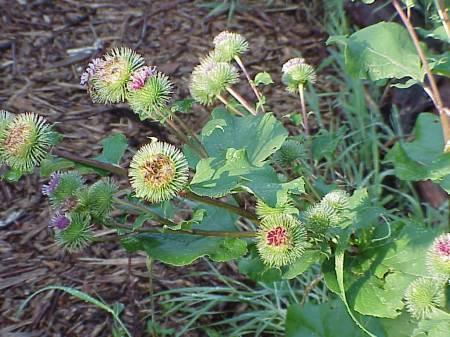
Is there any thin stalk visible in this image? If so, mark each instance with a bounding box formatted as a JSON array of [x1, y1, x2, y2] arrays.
[[112, 221, 257, 238], [53, 148, 128, 177], [146, 257, 156, 337], [217, 94, 244, 116], [54, 148, 261, 224], [183, 190, 261, 224], [298, 84, 309, 137], [392, 0, 450, 150], [234, 55, 264, 113], [166, 118, 206, 158], [172, 114, 208, 158], [434, 0, 450, 38], [113, 198, 177, 227], [226, 87, 257, 116]]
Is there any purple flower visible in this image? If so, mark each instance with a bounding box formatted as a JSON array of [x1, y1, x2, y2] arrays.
[[49, 213, 70, 230], [80, 58, 105, 86], [434, 233, 450, 261], [129, 66, 157, 90], [42, 172, 61, 196]]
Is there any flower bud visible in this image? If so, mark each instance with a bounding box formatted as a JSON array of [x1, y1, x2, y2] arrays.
[[304, 203, 338, 234], [212, 31, 249, 62], [404, 277, 445, 320], [127, 67, 173, 122], [87, 178, 118, 218], [0, 112, 52, 172], [129, 141, 189, 203], [49, 212, 70, 230], [256, 214, 307, 267], [55, 212, 93, 252], [321, 190, 350, 213], [82, 47, 144, 104], [272, 139, 305, 166], [426, 233, 450, 279], [190, 57, 239, 105], [282, 58, 316, 93], [46, 172, 84, 208]]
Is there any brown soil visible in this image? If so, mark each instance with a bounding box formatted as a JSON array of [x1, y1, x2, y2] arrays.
[[0, 1, 327, 336]]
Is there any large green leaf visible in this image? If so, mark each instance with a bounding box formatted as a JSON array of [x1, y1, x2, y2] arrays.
[[387, 113, 450, 192], [343, 22, 424, 84], [122, 204, 247, 266], [285, 300, 386, 337], [190, 108, 301, 206], [412, 310, 450, 337], [95, 133, 128, 165], [323, 225, 439, 319]]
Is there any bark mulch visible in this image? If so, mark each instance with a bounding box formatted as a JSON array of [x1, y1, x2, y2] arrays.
[[0, 1, 328, 336]]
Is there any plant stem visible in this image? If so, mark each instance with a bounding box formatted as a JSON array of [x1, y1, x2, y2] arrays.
[[392, 0, 450, 151], [298, 84, 309, 137], [217, 94, 244, 116], [226, 87, 257, 116], [434, 0, 450, 38], [113, 198, 177, 227], [146, 256, 156, 337], [172, 114, 208, 158], [166, 118, 206, 158], [111, 220, 257, 238], [54, 149, 261, 224], [52, 148, 128, 176], [234, 55, 264, 113], [182, 190, 261, 224]]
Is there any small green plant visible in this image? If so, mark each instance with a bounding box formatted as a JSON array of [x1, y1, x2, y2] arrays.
[[3, 0, 450, 334]]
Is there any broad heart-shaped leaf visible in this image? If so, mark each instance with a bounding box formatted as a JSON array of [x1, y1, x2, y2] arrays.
[[121, 203, 248, 266], [190, 108, 300, 206], [412, 310, 450, 337], [386, 113, 450, 193], [200, 107, 288, 166], [285, 300, 387, 337], [344, 22, 424, 84], [95, 133, 128, 165], [323, 224, 440, 319]]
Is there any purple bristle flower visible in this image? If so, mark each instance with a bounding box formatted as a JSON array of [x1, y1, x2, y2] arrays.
[[80, 58, 105, 86], [49, 213, 70, 230], [129, 66, 157, 90], [42, 172, 61, 196]]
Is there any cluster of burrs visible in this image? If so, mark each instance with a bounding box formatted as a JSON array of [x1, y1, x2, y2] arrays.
[[253, 190, 350, 268], [41, 172, 117, 251]]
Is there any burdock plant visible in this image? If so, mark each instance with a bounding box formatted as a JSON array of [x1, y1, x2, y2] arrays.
[[0, 112, 52, 171], [256, 214, 308, 267], [129, 141, 189, 203], [55, 212, 93, 252]]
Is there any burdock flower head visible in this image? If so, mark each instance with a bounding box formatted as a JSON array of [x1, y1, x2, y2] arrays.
[[87, 178, 118, 219], [426, 233, 450, 279], [129, 140, 189, 203], [404, 277, 445, 320], [55, 212, 93, 252], [282, 58, 317, 93], [304, 203, 338, 234], [0, 112, 52, 172], [212, 31, 249, 62], [83, 47, 144, 104], [46, 171, 84, 208], [322, 190, 350, 213], [190, 57, 239, 105], [272, 139, 305, 167], [256, 214, 307, 268], [127, 66, 173, 122]]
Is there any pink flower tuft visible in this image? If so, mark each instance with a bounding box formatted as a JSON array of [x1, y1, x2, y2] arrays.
[[434, 233, 450, 260], [266, 226, 288, 247], [49, 213, 70, 230], [80, 58, 105, 86], [129, 66, 157, 90]]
